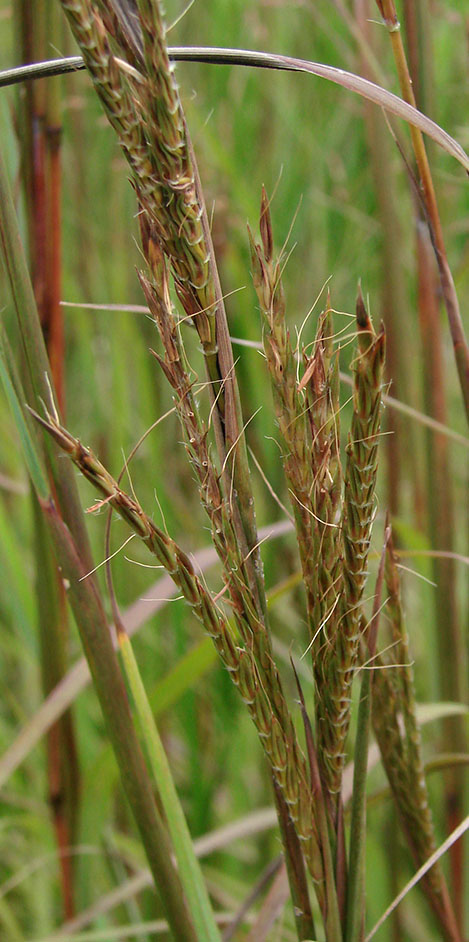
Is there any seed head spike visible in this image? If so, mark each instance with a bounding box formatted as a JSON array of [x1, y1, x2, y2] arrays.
[[260, 185, 273, 263], [355, 282, 368, 329]]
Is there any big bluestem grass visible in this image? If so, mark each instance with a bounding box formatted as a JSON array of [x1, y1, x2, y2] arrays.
[[2, 1, 466, 939], [33, 177, 461, 938], [13, 2, 76, 917], [250, 197, 385, 808]]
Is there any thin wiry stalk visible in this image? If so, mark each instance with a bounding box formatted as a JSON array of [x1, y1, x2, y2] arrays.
[[407, 4, 467, 909], [416, 220, 467, 921], [269, 782, 317, 942], [13, 0, 77, 917], [355, 0, 419, 521], [0, 143, 95, 575], [292, 662, 343, 940], [32, 500, 78, 919], [371, 528, 461, 942], [31, 407, 325, 896], [44, 0, 66, 412], [374, 0, 469, 422]]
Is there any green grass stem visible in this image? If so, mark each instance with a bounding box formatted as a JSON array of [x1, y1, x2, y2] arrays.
[[117, 629, 222, 942], [0, 142, 95, 573], [0, 336, 199, 942]]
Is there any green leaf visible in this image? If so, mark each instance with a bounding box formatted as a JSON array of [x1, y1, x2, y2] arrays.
[[0, 337, 48, 500], [119, 633, 221, 942]]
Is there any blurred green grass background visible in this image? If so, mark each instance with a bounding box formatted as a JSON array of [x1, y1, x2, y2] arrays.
[[0, 1, 468, 938]]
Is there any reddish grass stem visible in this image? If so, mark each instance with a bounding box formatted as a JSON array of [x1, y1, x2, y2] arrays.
[[375, 0, 469, 422]]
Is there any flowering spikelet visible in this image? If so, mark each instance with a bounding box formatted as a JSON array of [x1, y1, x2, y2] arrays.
[[249, 189, 318, 623], [133, 0, 217, 353], [61, 0, 215, 351], [302, 306, 343, 651], [250, 193, 344, 645], [250, 198, 387, 806], [60, 0, 265, 640], [314, 293, 385, 798], [138, 234, 279, 699]]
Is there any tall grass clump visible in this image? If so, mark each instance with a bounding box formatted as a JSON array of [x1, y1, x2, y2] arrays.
[[0, 0, 468, 940]]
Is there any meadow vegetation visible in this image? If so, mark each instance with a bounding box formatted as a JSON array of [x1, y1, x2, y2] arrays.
[[0, 1, 468, 940]]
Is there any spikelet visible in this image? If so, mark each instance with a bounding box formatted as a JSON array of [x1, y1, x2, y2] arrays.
[[249, 189, 318, 626], [250, 196, 385, 803], [317, 292, 385, 798]]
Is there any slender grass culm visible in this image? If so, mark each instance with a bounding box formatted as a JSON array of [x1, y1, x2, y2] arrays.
[[0, 1, 468, 940]]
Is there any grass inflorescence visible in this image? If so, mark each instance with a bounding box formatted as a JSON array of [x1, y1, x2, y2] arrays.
[[0, 1, 467, 940]]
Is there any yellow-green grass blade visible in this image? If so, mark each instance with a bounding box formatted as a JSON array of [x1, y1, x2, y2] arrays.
[[119, 632, 221, 942], [0, 337, 48, 501]]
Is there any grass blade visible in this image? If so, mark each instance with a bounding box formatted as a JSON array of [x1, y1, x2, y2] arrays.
[[0, 336, 48, 500], [1, 49, 468, 170], [118, 629, 221, 942], [0, 521, 292, 790], [365, 816, 469, 942], [0, 142, 95, 573], [0, 340, 199, 941]]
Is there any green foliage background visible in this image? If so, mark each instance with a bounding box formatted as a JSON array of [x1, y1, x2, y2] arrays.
[[0, 1, 467, 938]]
